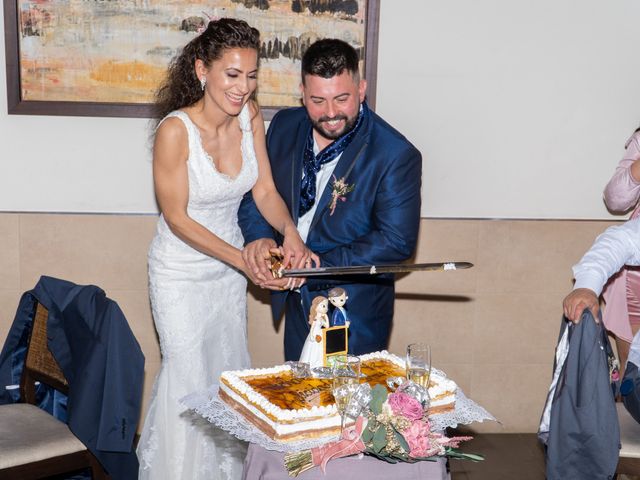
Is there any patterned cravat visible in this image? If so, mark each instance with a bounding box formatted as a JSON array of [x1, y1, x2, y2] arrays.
[[298, 104, 366, 217]]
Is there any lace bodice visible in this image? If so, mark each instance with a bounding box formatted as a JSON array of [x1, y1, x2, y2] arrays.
[[149, 106, 259, 265]]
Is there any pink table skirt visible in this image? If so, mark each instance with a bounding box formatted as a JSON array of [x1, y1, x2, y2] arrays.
[[241, 443, 451, 480]]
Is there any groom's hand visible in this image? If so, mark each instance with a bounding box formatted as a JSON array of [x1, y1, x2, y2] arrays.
[[243, 238, 278, 283]]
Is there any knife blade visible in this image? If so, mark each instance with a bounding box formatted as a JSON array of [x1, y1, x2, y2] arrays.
[[277, 261, 474, 278]]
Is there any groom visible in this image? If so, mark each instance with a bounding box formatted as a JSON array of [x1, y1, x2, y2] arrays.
[[238, 38, 422, 361]]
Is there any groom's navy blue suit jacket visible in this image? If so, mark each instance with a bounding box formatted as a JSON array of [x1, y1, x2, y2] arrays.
[[239, 104, 422, 357]]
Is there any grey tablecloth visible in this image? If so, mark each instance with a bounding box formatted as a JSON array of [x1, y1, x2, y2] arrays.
[[241, 443, 451, 480]]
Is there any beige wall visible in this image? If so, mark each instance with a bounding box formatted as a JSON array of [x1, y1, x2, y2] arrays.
[[0, 213, 619, 433], [2, 0, 639, 219]]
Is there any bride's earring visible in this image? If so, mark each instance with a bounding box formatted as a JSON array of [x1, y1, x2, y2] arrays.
[[200, 77, 206, 91]]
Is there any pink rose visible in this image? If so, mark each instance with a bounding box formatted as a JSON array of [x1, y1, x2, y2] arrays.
[[387, 392, 424, 421], [402, 420, 441, 458]]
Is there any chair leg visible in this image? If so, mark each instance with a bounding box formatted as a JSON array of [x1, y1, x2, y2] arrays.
[[87, 452, 109, 480]]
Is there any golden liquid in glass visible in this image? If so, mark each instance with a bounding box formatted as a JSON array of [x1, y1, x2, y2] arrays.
[[334, 394, 349, 413], [332, 376, 358, 413], [332, 375, 358, 390], [406, 367, 430, 388]]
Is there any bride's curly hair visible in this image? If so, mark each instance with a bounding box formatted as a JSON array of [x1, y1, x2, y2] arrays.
[[153, 18, 260, 124]]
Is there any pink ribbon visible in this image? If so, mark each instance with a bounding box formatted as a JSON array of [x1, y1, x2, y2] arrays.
[[311, 416, 366, 473]]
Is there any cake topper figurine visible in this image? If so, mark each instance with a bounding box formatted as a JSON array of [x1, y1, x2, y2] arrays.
[[299, 296, 329, 368], [328, 287, 350, 327]]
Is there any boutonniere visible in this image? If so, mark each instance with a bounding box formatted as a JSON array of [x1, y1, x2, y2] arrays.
[[329, 175, 355, 216]]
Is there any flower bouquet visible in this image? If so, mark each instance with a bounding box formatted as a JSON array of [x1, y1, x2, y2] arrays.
[[284, 382, 483, 476]]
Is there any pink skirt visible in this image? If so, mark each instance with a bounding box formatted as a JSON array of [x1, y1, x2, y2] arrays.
[[627, 268, 640, 328]]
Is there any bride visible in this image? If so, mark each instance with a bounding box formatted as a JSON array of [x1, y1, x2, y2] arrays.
[[136, 18, 317, 479]]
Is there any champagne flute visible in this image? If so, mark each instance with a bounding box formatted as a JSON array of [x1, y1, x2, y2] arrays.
[[406, 343, 431, 388], [331, 355, 361, 431]]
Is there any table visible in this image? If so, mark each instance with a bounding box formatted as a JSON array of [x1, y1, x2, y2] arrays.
[[181, 368, 494, 478], [241, 443, 451, 480]]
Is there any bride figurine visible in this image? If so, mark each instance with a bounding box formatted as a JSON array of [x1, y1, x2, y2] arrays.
[[300, 296, 330, 368]]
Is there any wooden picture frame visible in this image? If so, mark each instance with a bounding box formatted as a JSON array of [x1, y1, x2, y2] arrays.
[[3, 0, 380, 119]]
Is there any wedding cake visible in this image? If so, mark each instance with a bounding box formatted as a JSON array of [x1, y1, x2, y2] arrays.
[[218, 351, 457, 442]]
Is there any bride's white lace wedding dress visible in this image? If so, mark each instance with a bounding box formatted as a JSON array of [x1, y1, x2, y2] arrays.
[[137, 104, 258, 479]]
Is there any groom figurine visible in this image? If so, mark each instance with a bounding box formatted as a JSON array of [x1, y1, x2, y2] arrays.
[[239, 38, 422, 361], [328, 287, 350, 327]]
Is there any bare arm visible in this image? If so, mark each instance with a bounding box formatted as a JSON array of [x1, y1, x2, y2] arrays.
[[564, 218, 640, 323], [603, 132, 640, 212], [572, 219, 640, 297], [153, 117, 260, 284], [248, 105, 318, 271]]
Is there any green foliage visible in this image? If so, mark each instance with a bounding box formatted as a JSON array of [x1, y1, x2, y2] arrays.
[[361, 423, 374, 444], [366, 450, 398, 464], [389, 452, 412, 462], [369, 384, 388, 415], [444, 447, 485, 462], [372, 425, 387, 453], [407, 455, 438, 462]]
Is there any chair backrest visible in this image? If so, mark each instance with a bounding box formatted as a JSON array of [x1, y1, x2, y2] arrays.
[[20, 302, 69, 403]]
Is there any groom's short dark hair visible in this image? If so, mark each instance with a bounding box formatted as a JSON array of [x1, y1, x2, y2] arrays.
[[301, 38, 360, 84]]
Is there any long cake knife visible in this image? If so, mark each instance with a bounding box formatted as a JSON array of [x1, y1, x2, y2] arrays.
[[274, 261, 474, 278]]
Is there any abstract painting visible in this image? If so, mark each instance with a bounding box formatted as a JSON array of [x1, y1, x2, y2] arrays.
[[4, 0, 379, 118]]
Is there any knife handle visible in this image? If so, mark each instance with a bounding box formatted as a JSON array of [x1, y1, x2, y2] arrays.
[[269, 253, 289, 279]]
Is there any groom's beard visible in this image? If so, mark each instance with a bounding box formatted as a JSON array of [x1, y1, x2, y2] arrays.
[[310, 113, 358, 142]]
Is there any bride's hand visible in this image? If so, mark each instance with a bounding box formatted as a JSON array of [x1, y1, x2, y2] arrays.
[[242, 238, 278, 284], [239, 259, 266, 287], [236, 248, 270, 287]]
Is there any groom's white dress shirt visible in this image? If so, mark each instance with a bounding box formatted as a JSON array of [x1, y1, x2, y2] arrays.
[[297, 140, 341, 243], [573, 218, 640, 295]]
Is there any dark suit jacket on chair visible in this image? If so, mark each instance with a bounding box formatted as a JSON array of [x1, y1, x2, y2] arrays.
[[0, 276, 145, 479], [239, 104, 422, 358], [539, 310, 620, 480]]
